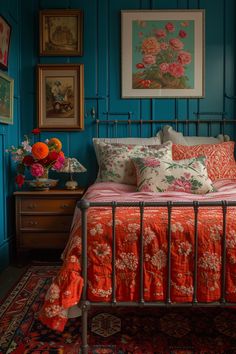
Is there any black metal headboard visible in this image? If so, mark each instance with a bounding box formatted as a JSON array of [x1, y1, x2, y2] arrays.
[[94, 112, 236, 138]]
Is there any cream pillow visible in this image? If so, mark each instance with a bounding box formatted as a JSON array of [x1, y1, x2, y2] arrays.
[[96, 141, 172, 185], [161, 125, 229, 146], [132, 155, 214, 194], [93, 135, 162, 165]]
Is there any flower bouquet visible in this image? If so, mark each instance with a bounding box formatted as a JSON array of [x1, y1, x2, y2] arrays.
[[7, 129, 65, 189], [133, 20, 193, 89]]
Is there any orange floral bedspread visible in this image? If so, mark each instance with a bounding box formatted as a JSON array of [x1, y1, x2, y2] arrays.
[[39, 196, 236, 331]]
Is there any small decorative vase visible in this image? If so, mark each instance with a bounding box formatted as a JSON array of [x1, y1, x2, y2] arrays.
[[25, 169, 58, 191]]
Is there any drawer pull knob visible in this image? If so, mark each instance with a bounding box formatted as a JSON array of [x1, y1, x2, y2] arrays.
[[28, 221, 38, 226], [61, 204, 69, 208], [28, 204, 37, 209]]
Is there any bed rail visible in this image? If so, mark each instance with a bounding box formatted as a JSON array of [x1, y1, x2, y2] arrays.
[[77, 199, 236, 353]]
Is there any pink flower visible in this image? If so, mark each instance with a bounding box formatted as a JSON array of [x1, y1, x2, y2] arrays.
[[165, 22, 175, 32], [30, 163, 45, 177], [169, 38, 184, 51], [141, 37, 160, 55], [179, 30, 187, 38], [178, 51, 192, 65], [172, 179, 192, 193], [160, 62, 169, 73], [144, 158, 160, 167], [160, 42, 169, 50], [155, 29, 166, 38], [138, 32, 143, 38], [168, 62, 185, 78], [52, 156, 65, 171], [143, 54, 156, 65]]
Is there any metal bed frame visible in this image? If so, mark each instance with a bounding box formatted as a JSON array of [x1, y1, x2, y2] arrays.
[[78, 117, 236, 353]]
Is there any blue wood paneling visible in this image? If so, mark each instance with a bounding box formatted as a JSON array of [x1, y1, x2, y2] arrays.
[[0, 1, 21, 270], [0, 0, 236, 268]]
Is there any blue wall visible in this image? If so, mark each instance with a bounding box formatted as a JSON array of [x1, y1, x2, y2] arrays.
[[0, 0, 236, 269], [0, 0, 21, 270]]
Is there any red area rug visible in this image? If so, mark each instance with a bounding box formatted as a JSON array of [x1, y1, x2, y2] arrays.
[[1, 265, 236, 354]]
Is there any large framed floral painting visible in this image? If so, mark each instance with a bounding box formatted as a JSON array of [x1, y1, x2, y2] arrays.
[[121, 10, 204, 98]]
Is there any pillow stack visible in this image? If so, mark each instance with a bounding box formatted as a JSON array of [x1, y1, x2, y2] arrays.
[[93, 134, 236, 194]]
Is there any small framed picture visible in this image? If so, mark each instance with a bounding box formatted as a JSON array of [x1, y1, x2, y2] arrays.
[[121, 10, 204, 98], [39, 9, 83, 56], [0, 15, 11, 70], [0, 71, 14, 124], [37, 64, 84, 131]]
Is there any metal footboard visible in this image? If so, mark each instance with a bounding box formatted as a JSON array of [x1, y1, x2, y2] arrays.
[[77, 199, 236, 353]]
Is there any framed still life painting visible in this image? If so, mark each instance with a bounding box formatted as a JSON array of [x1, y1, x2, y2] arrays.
[[0, 15, 11, 70], [39, 9, 83, 56], [37, 64, 84, 131], [121, 10, 204, 98], [0, 71, 14, 124]]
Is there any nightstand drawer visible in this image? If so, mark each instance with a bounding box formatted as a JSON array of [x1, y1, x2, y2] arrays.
[[20, 232, 68, 248], [21, 198, 76, 214], [14, 189, 85, 261], [21, 215, 72, 231]]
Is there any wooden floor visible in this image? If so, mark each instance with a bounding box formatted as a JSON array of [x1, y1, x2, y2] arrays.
[[0, 250, 63, 302], [0, 265, 28, 301]]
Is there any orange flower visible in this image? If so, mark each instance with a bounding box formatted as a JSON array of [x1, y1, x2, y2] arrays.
[[32, 142, 49, 160], [48, 138, 62, 152]]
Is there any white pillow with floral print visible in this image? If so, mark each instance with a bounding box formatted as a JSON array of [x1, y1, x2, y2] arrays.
[[96, 141, 172, 185], [131, 155, 215, 194]]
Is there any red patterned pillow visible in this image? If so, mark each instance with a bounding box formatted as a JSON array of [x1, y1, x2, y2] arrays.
[[172, 141, 236, 181]]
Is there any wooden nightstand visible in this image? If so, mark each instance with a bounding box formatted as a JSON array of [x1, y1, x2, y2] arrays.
[[14, 189, 84, 260]]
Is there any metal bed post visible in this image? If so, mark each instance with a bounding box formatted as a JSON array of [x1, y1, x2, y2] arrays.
[[78, 199, 90, 354]]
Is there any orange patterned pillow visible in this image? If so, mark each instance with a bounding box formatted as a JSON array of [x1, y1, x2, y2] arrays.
[[172, 141, 236, 181]]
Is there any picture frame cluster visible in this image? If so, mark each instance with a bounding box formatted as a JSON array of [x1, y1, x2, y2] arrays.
[[0, 15, 13, 125], [38, 9, 84, 131]]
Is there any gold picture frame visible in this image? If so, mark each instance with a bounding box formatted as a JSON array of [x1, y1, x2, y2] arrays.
[[37, 64, 84, 131], [39, 9, 83, 56], [0, 71, 14, 124]]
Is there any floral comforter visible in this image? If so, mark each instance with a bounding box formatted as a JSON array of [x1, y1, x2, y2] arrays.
[[39, 181, 236, 331]]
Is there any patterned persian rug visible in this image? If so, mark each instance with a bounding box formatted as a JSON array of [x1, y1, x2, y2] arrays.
[[1, 265, 236, 354]]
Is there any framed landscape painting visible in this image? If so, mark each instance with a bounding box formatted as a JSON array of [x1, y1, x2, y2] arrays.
[[37, 64, 84, 131], [39, 9, 83, 56], [0, 71, 13, 124], [121, 10, 204, 98]]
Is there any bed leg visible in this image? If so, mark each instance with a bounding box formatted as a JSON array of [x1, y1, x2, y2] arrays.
[[81, 302, 89, 354]]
